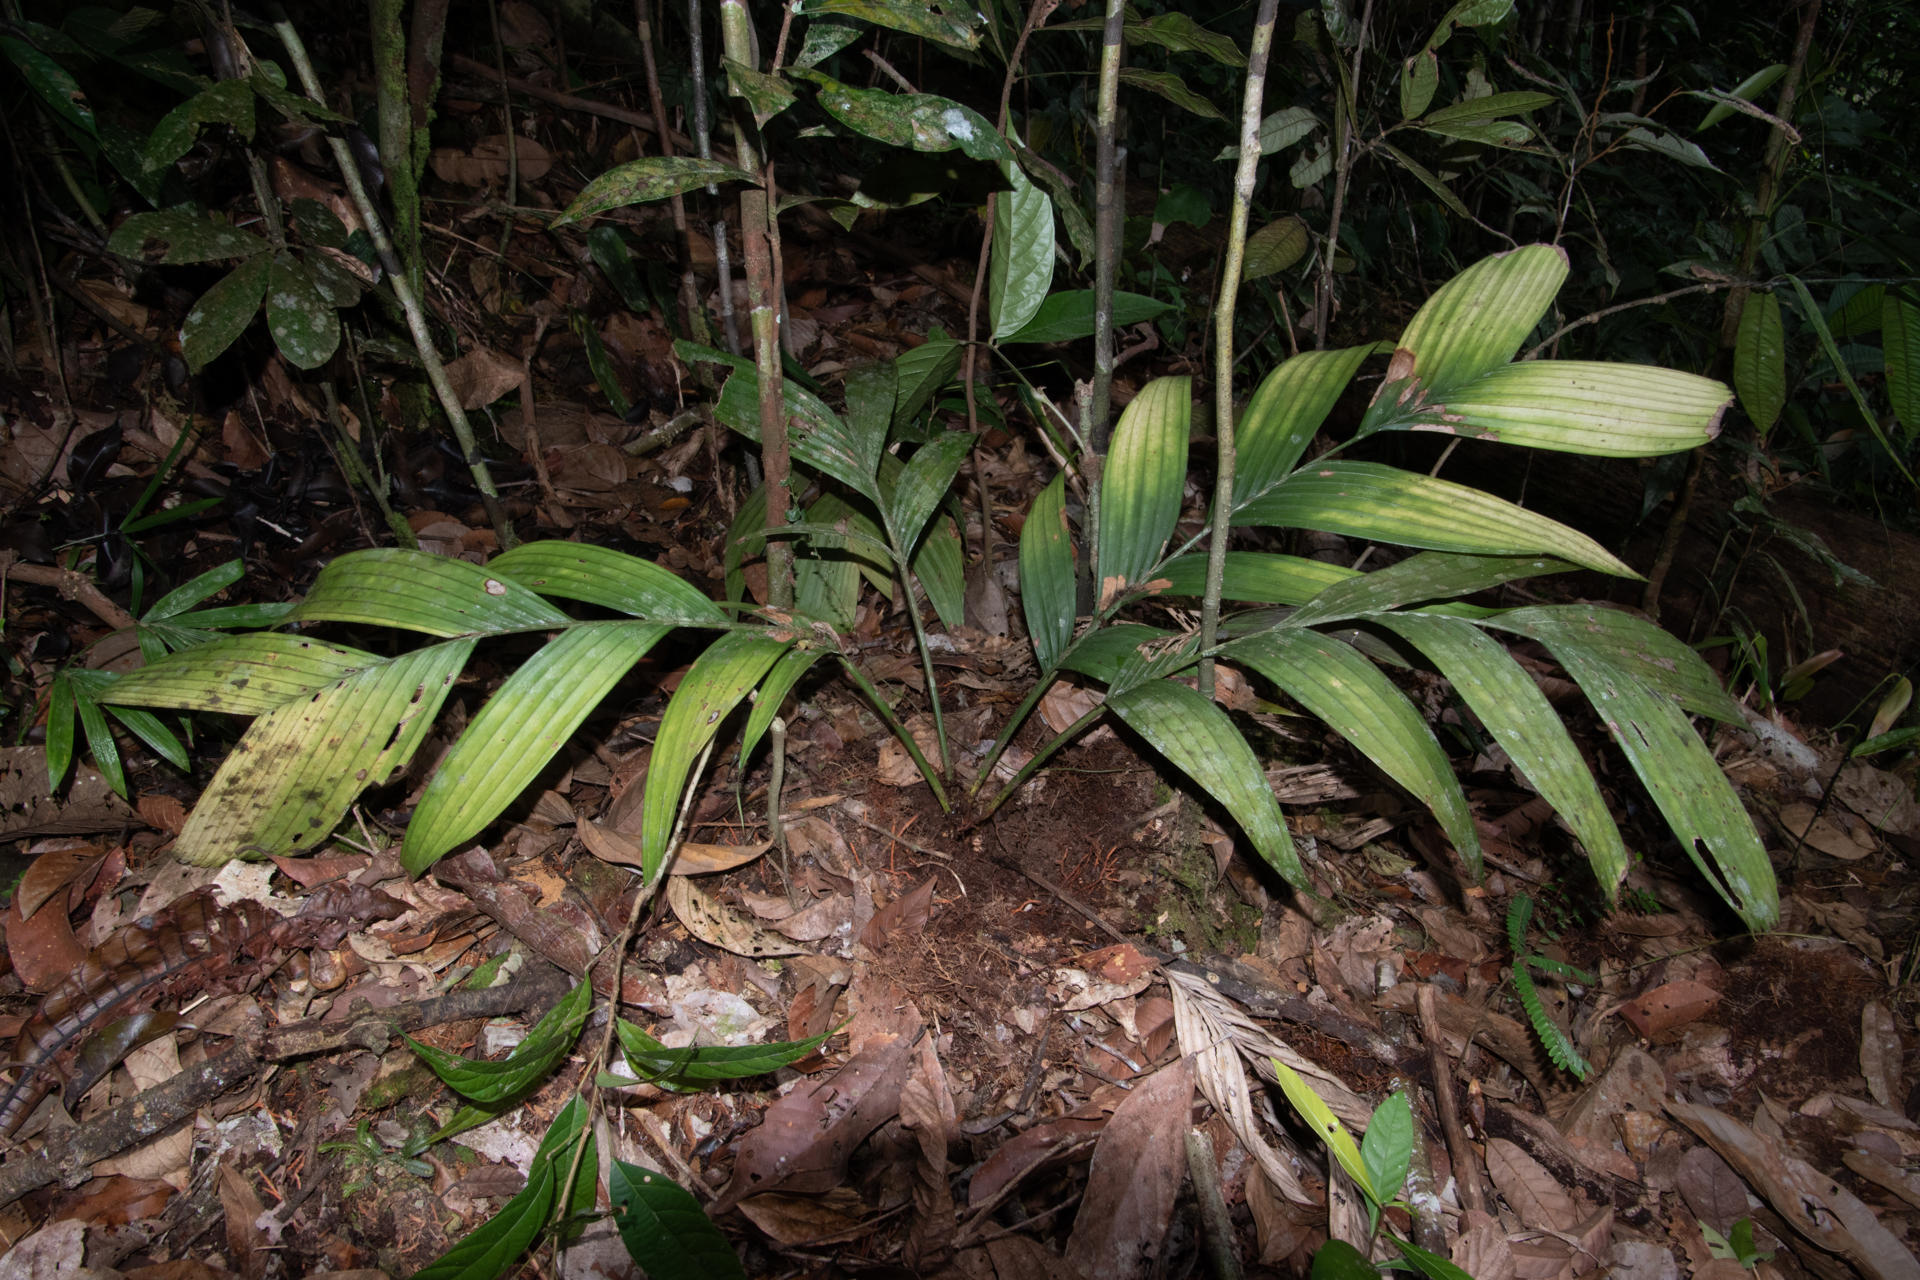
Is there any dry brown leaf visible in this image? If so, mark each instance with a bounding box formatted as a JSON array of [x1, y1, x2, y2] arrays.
[[1860, 1001, 1903, 1109], [901, 1035, 957, 1269], [1620, 979, 1722, 1038], [1486, 1137, 1581, 1232], [1778, 802, 1877, 860], [218, 1164, 268, 1280], [861, 877, 936, 949], [733, 1188, 877, 1247], [93, 1039, 192, 1186], [4, 884, 86, 994], [1451, 1210, 1518, 1280], [665, 876, 805, 958], [1063, 1058, 1194, 1280]]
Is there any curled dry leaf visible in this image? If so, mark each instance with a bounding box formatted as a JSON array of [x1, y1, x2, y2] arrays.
[[666, 875, 805, 958]]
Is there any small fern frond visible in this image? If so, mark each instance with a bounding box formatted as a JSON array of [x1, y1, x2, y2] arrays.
[[1506, 892, 1533, 955], [1513, 962, 1593, 1080]]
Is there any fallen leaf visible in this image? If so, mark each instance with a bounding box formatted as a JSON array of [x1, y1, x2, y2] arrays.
[[1620, 979, 1722, 1038], [1063, 1057, 1194, 1280], [4, 884, 86, 994], [667, 876, 806, 957], [1860, 1001, 1903, 1109], [1486, 1137, 1581, 1232], [860, 877, 936, 949]]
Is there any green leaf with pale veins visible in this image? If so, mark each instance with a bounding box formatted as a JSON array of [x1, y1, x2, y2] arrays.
[[180, 254, 269, 372], [99, 634, 381, 716], [1734, 292, 1786, 433], [287, 548, 571, 637], [554, 158, 756, 225], [1232, 345, 1373, 508], [1098, 377, 1191, 596], [488, 541, 727, 626], [990, 158, 1054, 340], [265, 252, 339, 369], [1020, 475, 1075, 672], [1395, 244, 1567, 393]]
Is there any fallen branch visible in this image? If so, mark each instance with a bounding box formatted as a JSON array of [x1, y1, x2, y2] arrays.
[[0, 962, 571, 1211]]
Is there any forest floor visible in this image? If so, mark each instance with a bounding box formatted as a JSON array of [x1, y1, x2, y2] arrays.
[[4, 55, 1920, 1280]]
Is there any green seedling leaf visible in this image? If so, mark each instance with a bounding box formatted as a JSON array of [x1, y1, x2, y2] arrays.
[[1059, 622, 1176, 684], [1396, 244, 1567, 394], [407, 977, 591, 1103], [1251, 106, 1319, 156], [105, 704, 188, 772], [3, 31, 95, 139], [912, 510, 967, 631], [171, 640, 474, 864], [265, 252, 340, 369], [71, 683, 125, 798], [405, 620, 673, 873], [287, 548, 571, 637], [1376, 140, 1471, 217], [100, 633, 377, 716], [588, 226, 652, 312], [1422, 91, 1554, 126], [1309, 1240, 1378, 1280], [804, 74, 1008, 162], [572, 309, 631, 418], [109, 210, 269, 265], [1158, 551, 1356, 606], [739, 645, 829, 769], [1269, 1056, 1375, 1201], [1619, 126, 1720, 172], [686, 343, 883, 504], [799, 0, 980, 51], [998, 290, 1170, 344], [1098, 377, 1190, 596], [1232, 345, 1374, 506], [1049, 12, 1244, 66], [1019, 474, 1075, 672], [892, 330, 963, 427], [1698, 64, 1786, 131], [1236, 461, 1637, 577], [1117, 68, 1224, 120], [1360, 1091, 1414, 1208], [181, 254, 270, 372], [1421, 118, 1533, 146], [886, 433, 974, 555], [1734, 291, 1786, 433], [1401, 49, 1439, 119], [1290, 137, 1333, 188], [794, 21, 862, 69], [1411, 360, 1731, 456], [1395, 1237, 1478, 1280], [640, 632, 792, 882], [1107, 680, 1303, 888], [45, 673, 78, 791], [1229, 628, 1483, 878], [990, 159, 1054, 340], [143, 560, 243, 621], [1242, 216, 1311, 280], [723, 57, 797, 127], [1785, 274, 1915, 485], [1289, 551, 1571, 626], [610, 1161, 748, 1280], [488, 541, 726, 626], [413, 1097, 589, 1280], [1376, 612, 1630, 895], [614, 1020, 833, 1087], [844, 359, 898, 483], [554, 158, 757, 225], [290, 197, 348, 249]]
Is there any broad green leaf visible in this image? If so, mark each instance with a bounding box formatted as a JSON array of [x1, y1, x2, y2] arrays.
[[288, 548, 571, 637], [1394, 1238, 1477, 1280], [1376, 141, 1472, 218], [803, 74, 1008, 162], [45, 674, 78, 791], [1291, 552, 1572, 626], [175, 639, 473, 864], [990, 159, 1054, 340], [739, 645, 829, 769], [1528, 639, 1776, 931], [887, 433, 973, 554], [1883, 296, 1918, 428], [1233, 345, 1373, 507], [723, 57, 797, 127], [1698, 65, 1785, 131], [1108, 680, 1303, 887], [300, 251, 365, 307], [1289, 137, 1333, 189], [1619, 126, 1720, 172], [1401, 50, 1439, 120], [1421, 91, 1554, 126], [488, 541, 727, 626], [892, 331, 963, 426], [610, 1162, 748, 1280], [1116, 68, 1223, 119], [1486, 604, 1743, 722], [1785, 274, 1915, 485], [265, 252, 339, 369], [799, 0, 980, 51], [100, 633, 380, 716], [1374, 612, 1629, 895], [1415, 361, 1732, 456], [685, 343, 883, 504], [1420, 119, 1532, 147], [144, 560, 243, 621], [1158, 551, 1356, 605], [1311, 1241, 1378, 1280], [2, 32, 94, 138], [1229, 628, 1482, 877], [794, 21, 862, 69], [1060, 623, 1176, 685], [144, 77, 254, 172], [1360, 1092, 1414, 1205], [1826, 283, 1885, 340], [405, 621, 672, 873], [1252, 106, 1318, 155], [1396, 244, 1567, 394], [290, 197, 349, 249], [73, 685, 125, 798], [406, 978, 592, 1102], [793, 497, 873, 630], [1076, 12, 1246, 66], [1242, 217, 1311, 280], [1448, 0, 1515, 24], [1020, 474, 1075, 671], [1098, 377, 1191, 596], [1269, 1056, 1374, 1200], [1320, 0, 1358, 47], [912, 511, 967, 631], [553, 157, 756, 225], [999, 290, 1170, 344], [414, 1097, 590, 1280], [640, 632, 791, 882], [843, 359, 896, 483], [1235, 461, 1637, 577], [1734, 292, 1786, 433], [108, 210, 269, 264], [615, 1020, 833, 1086], [181, 255, 270, 372]]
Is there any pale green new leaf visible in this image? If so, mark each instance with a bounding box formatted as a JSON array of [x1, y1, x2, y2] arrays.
[[1107, 680, 1303, 887], [1883, 295, 1918, 428], [175, 639, 474, 864], [1396, 244, 1568, 393], [553, 158, 755, 225], [1158, 551, 1356, 606], [1232, 345, 1374, 508], [265, 252, 339, 369], [1733, 292, 1786, 433], [1535, 641, 1777, 931], [990, 159, 1054, 340], [1020, 474, 1075, 672], [1487, 605, 1742, 721], [1229, 628, 1482, 878], [1361, 1092, 1414, 1206], [1098, 377, 1191, 594], [181, 254, 270, 372], [287, 548, 571, 637], [1373, 612, 1630, 894], [887, 433, 974, 554], [1418, 361, 1732, 456], [487, 541, 727, 626], [1234, 461, 1638, 577], [1269, 1057, 1374, 1201], [100, 634, 379, 716], [1290, 552, 1572, 627], [640, 632, 791, 882], [405, 621, 673, 873], [1697, 64, 1786, 131]]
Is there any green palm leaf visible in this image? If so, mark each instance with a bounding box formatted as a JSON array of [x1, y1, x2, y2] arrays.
[[101, 633, 380, 716], [1395, 243, 1567, 393], [1418, 361, 1731, 456], [488, 541, 727, 625], [1020, 474, 1075, 671], [288, 549, 570, 637], [1098, 377, 1191, 596], [1232, 345, 1375, 507]]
